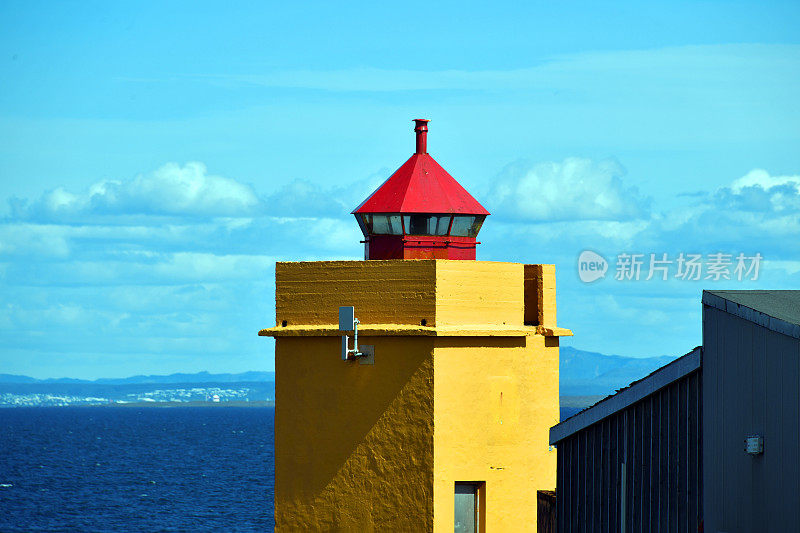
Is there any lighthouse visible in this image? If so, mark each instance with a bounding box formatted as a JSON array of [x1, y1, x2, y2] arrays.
[[261, 120, 570, 531]]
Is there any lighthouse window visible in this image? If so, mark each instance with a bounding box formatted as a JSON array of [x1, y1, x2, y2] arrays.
[[450, 215, 485, 238], [403, 215, 451, 236], [362, 214, 403, 235]]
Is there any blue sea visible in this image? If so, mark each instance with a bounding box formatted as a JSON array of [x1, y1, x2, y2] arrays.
[[0, 407, 275, 532]]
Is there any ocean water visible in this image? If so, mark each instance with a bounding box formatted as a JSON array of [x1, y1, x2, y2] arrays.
[[0, 407, 275, 532]]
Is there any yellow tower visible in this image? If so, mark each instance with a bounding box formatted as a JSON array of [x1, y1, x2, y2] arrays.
[[260, 121, 571, 531]]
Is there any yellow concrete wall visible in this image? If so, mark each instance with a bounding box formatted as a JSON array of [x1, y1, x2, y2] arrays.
[[432, 335, 560, 532], [274, 335, 435, 531], [275, 260, 525, 329], [435, 260, 523, 327], [275, 260, 436, 327]]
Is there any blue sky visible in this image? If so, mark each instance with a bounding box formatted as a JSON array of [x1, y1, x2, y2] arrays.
[[1, 1, 799, 378]]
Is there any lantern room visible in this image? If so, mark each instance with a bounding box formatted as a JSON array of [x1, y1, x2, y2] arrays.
[[352, 119, 490, 260]]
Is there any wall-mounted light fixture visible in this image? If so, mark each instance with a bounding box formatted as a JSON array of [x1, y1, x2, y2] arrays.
[[339, 306, 361, 360], [745, 435, 764, 455], [339, 306, 374, 364]]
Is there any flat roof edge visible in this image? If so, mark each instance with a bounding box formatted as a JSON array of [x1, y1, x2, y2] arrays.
[[550, 347, 701, 445], [702, 291, 800, 339], [259, 324, 572, 338]]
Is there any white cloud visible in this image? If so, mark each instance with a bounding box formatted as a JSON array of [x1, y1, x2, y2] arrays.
[[730, 169, 800, 192], [0, 302, 123, 331], [263, 170, 390, 218], [5, 252, 278, 287], [0, 223, 71, 258], [718, 168, 800, 213], [121, 162, 259, 216], [44, 187, 81, 212], [480, 165, 800, 270], [487, 157, 650, 222], [14, 162, 260, 220], [306, 217, 363, 252], [151, 252, 276, 282], [670, 169, 800, 239], [263, 178, 349, 217]]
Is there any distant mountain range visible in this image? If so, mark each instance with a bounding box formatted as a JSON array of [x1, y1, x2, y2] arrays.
[[0, 370, 275, 385], [559, 346, 678, 396], [1, 347, 678, 398]]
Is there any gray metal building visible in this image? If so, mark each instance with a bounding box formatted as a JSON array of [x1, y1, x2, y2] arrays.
[[702, 290, 800, 533], [550, 347, 702, 532], [550, 290, 800, 532]]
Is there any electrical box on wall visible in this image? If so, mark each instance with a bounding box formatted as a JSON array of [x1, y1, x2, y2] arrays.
[[339, 306, 373, 363], [744, 435, 764, 455]]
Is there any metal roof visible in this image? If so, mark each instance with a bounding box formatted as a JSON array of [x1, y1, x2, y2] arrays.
[[352, 120, 490, 215], [550, 290, 800, 444], [703, 290, 800, 339], [550, 347, 702, 444]]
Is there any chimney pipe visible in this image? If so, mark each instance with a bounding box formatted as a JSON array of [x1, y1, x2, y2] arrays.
[[413, 119, 430, 154]]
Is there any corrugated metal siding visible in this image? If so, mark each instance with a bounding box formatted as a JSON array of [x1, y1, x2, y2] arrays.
[[556, 369, 702, 532], [702, 305, 800, 532]]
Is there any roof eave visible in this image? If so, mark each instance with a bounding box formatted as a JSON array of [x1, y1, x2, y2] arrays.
[[549, 347, 702, 445], [702, 290, 800, 339]]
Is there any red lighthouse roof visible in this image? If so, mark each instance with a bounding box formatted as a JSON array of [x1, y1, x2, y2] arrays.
[[352, 120, 490, 216], [352, 119, 489, 260]]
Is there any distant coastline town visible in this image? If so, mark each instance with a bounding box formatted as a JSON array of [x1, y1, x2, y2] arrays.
[[0, 386, 273, 407], [0, 371, 276, 408]]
